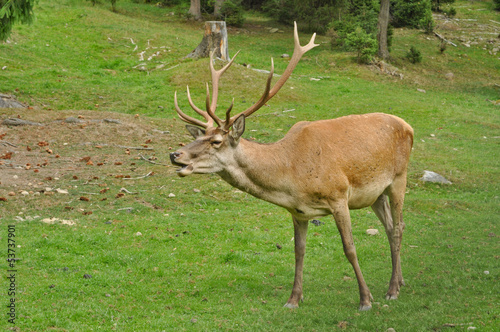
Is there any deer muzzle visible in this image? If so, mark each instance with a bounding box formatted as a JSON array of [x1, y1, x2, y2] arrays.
[[170, 151, 194, 177]]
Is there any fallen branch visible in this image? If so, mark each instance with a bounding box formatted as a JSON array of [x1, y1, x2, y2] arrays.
[[139, 154, 170, 166], [117, 145, 154, 151], [120, 187, 138, 194], [0, 141, 17, 147], [434, 32, 457, 47], [123, 171, 153, 180]]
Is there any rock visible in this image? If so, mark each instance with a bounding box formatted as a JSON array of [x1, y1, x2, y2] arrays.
[[444, 72, 454, 80], [420, 170, 452, 184], [0, 94, 26, 108], [366, 229, 379, 236], [2, 118, 42, 126], [65, 117, 84, 124], [168, 193, 176, 198], [135, 232, 142, 236], [311, 219, 324, 226], [269, 28, 279, 33]]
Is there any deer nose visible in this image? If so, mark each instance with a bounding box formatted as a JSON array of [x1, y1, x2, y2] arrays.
[[170, 151, 181, 163]]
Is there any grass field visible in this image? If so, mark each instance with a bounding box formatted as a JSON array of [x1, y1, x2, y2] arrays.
[[1, 0, 499, 330]]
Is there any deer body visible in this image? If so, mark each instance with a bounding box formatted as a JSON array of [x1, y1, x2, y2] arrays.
[[216, 113, 412, 218], [170, 24, 413, 310]]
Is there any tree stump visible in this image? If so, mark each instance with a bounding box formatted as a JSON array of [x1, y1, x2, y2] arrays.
[[186, 21, 230, 60]]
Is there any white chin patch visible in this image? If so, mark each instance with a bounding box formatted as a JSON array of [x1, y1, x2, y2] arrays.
[[177, 164, 194, 177]]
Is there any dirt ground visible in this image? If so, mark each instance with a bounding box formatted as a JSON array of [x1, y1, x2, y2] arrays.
[[0, 107, 180, 204]]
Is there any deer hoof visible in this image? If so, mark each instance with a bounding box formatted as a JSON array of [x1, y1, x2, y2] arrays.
[[359, 304, 372, 311], [283, 302, 299, 309], [385, 293, 398, 300]]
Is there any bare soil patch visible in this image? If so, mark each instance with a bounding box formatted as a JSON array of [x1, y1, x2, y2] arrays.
[[0, 107, 180, 214]]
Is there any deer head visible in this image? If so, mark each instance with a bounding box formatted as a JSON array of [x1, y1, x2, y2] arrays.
[[170, 22, 318, 177]]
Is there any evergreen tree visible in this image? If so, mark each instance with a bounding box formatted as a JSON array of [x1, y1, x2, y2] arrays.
[[0, 0, 37, 41]]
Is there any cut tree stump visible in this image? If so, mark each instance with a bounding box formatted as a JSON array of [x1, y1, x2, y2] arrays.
[[186, 21, 230, 60]]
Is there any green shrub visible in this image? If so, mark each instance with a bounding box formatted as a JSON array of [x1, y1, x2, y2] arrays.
[[391, 0, 433, 29], [262, 0, 336, 34], [344, 27, 377, 64], [220, 0, 245, 27], [494, 0, 500, 11], [406, 46, 422, 64]]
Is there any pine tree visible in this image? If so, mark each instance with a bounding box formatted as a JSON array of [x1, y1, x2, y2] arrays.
[[0, 0, 37, 41]]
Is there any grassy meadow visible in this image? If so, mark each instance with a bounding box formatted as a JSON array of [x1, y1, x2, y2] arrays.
[[0, 0, 499, 330]]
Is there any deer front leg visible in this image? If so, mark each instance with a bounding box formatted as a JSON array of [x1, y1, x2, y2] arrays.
[[284, 216, 308, 309], [331, 200, 373, 311]]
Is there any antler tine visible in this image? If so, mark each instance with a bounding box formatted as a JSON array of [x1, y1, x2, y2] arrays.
[[227, 22, 319, 127], [208, 49, 241, 126], [223, 98, 235, 131], [205, 82, 223, 127], [186, 86, 214, 126], [174, 91, 210, 128]]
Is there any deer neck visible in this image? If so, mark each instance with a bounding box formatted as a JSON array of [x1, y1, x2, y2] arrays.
[[217, 138, 295, 206]]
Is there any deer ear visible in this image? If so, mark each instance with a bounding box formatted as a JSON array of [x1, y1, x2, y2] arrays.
[[231, 114, 245, 140], [186, 125, 205, 138]]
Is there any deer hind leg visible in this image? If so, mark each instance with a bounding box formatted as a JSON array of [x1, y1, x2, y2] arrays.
[[372, 177, 407, 300], [284, 216, 308, 309], [330, 200, 372, 311]]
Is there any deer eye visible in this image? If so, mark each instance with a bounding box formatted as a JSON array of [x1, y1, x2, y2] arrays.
[[211, 140, 223, 146]]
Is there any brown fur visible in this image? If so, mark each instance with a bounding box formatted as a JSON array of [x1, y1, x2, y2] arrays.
[[171, 112, 413, 310]]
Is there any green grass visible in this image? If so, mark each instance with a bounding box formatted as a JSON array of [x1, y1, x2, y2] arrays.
[[1, 0, 499, 330]]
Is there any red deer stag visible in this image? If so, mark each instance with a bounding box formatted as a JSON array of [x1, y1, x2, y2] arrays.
[[170, 23, 414, 311]]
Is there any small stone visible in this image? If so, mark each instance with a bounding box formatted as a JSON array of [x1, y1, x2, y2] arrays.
[[190, 318, 197, 323], [281, 53, 290, 58], [444, 72, 454, 80], [193, 188, 200, 193], [417, 88, 426, 93], [135, 232, 142, 236], [484, 271, 489, 275], [366, 229, 379, 236], [420, 170, 452, 184], [56, 188, 69, 194], [387, 328, 396, 332], [8, 192, 15, 196], [20, 191, 29, 196], [83, 274, 92, 279], [105, 294, 111, 297], [168, 193, 175, 198], [269, 28, 279, 33]]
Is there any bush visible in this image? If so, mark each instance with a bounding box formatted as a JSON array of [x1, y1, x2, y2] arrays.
[[329, 0, 381, 50], [220, 0, 245, 27], [344, 27, 377, 64], [405, 46, 422, 64], [262, 0, 336, 34], [494, 0, 500, 11], [391, 0, 433, 29]]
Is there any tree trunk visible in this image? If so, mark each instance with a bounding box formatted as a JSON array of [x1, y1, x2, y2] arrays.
[[186, 21, 230, 61], [214, 0, 224, 18], [188, 0, 202, 20], [377, 0, 390, 60]]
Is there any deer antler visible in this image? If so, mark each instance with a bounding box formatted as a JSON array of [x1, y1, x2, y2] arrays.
[[174, 22, 318, 131], [224, 22, 318, 130], [174, 50, 240, 129]]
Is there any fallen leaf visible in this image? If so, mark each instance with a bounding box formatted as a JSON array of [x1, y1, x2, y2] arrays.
[[38, 141, 49, 147], [0, 197, 7, 201], [0, 152, 12, 159], [79, 156, 91, 162], [80, 196, 90, 201]]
